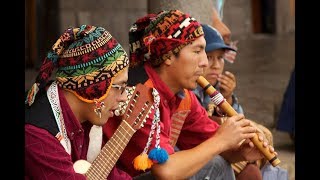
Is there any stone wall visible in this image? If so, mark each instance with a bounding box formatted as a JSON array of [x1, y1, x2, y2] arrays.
[[26, 0, 294, 69], [223, 0, 252, 38], [42, 0, 295, 53], [148, 0, 214, 25], [56, 0, 294, 41], [57, 0, 148, 52]]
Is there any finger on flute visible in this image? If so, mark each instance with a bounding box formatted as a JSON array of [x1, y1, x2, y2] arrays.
[[196, 76, 281, 167]]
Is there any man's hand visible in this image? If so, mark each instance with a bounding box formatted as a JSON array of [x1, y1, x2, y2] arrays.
[[213, 114, 256, 151], [237, 129, 277, 162]]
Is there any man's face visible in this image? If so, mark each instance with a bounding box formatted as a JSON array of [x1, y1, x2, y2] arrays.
[[89, 67, 129, 126], [165, 36, 208, 92]]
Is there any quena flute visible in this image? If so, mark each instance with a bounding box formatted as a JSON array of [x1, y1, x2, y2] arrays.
[[197, 76, 280, 167]]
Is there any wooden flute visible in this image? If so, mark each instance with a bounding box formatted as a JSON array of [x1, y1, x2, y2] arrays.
[[197, 76, 280, 167]]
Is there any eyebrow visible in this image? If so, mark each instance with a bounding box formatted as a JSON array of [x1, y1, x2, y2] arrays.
[[192, 44, 205, 50], [112, 80, 127, 85], [189, 41, 205, 49]]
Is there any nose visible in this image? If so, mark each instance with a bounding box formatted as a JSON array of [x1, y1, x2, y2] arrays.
[[209, 58, 223, 69], [199, 51, 209, 68], [118, 89, 128, 102]]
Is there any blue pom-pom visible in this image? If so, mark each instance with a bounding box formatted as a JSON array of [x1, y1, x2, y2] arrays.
[[148, 147, 169, 164]]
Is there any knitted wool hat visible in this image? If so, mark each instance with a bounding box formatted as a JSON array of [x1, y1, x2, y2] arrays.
[[25, 25, 129, 106], [129, 9, 204, 67]]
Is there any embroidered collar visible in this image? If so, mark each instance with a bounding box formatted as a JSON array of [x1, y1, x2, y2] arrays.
[[47, 81, 72, 155]]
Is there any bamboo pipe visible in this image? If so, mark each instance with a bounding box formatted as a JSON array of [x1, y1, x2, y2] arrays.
[[197, 76, 280, 167]]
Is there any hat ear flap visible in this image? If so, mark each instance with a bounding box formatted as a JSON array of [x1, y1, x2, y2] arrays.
[[25, 26, 80, 106], [129, 14, 157, 68]]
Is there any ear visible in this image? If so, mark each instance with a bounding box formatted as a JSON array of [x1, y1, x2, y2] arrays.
[[164, 58, 172, 65], [164, 54, 174, 65]]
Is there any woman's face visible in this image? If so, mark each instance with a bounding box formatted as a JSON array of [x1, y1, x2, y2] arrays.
[[203, 49, 225, 86]]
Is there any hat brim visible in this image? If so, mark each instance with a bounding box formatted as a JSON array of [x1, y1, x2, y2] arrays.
[[205, 42, 236, 52]]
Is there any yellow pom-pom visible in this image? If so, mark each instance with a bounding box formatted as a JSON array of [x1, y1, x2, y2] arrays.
[[133, 153, 153, 171]]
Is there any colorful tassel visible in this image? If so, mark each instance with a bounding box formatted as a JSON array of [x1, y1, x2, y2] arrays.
[[148, 147, 169, 164], [25, 83, 39, 106], [133, 88, 169, 171], [133, 153, 153, 171]]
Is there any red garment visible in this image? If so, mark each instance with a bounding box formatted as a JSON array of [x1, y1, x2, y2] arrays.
[[236, 163, 262, 180], [104, 64, 220, 177], [25, 87, 132, 180]]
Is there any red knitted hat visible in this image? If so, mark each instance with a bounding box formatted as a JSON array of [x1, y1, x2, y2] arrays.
[[129, 10, 204, 67]]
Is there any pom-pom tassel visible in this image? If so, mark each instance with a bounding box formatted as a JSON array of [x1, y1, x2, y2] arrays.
[[25, 83, 39, 106], [148, 147, 169, 164], [133, 153, 153, 171]]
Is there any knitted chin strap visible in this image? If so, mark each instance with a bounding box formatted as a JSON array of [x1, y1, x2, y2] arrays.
[[25, 26, 91, 106]]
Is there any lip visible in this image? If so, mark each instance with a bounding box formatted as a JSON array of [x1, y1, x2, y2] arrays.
[[207, 73, 219, 78], [208, 72, 219, 75], [195, 72, 204, 77], [109, 111, 114, 117], [109, 106, 119, 117]]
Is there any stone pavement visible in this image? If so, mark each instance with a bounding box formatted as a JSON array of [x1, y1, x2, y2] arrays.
[[25, 32, 295, 180]]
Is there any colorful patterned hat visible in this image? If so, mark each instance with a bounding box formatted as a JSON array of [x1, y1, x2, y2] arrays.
[[26, 25, 129, 106], [129, 10, 204, 67]]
